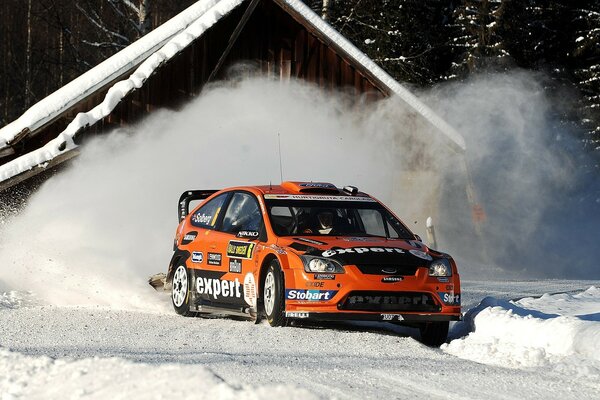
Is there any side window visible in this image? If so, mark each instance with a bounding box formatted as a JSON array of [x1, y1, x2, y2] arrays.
[[386, 220, 400, 239], [190, 193, 229, 229], [221, 192, 262, 234]]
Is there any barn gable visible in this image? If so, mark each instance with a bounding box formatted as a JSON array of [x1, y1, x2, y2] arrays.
[[0, 0, 465, 191]]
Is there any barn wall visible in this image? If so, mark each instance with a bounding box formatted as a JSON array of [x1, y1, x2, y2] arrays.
[[94, 0, 385, 138]]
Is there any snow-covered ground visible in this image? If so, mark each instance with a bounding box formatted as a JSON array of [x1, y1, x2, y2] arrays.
[[1, 280, 600, 399]]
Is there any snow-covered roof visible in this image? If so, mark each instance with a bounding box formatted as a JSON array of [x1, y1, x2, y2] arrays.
[[0, 0, 465, 184]]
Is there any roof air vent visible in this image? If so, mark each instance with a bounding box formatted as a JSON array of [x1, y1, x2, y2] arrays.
[[281, 181, 340, 194]]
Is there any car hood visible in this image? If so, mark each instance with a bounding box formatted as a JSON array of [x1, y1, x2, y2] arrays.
[[276, 236, 435, 266]]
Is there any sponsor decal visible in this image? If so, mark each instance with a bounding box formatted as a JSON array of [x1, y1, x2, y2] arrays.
[[285, 289, 337, 301], [181, 231, 198, 245], [192, 207, 221, 227], [196, 277, 241, 299], [191, 252, 203, 263], [269, 244, 287, 255], [314, 274, 335, 280], [322, 247, 405, 257], [299, 182, 336, 189], [342, 237, 369, 242], [236, 230, 259, 239], [381, 314, 404, 321], [285, 311, 310, 318], [207, 252, 222, 266], [437, 277, 450, 283], [229, 259, 242, 273], [243, 273, 257, 307], [226, 240, 256, 259], [264, 194, 376, 202], [409, 249, 432, 261], [381, 276, 404, 283], [192, 213, 213, 225], [348, 294, 430, 306], [306, 281, 324, 288], [438, 292, 460, 305], [293, 237, 326, 246]]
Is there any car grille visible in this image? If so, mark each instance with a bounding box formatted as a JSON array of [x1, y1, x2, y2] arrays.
[[355, 264, 421, 276], [339, 291, 439, 312]]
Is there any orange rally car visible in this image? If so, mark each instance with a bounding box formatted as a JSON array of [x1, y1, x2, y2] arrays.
[[166, 181, 461, 346]]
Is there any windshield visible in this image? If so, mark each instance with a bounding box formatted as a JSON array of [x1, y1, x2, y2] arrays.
[[265, 198, 414, 239]]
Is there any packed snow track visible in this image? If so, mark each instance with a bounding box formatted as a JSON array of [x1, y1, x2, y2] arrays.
[[1, 280, 600, 399]]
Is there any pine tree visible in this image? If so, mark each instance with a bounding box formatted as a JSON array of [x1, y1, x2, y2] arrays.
[[320, 0, 455, 85], [572, 1, 600, 149], [450, 0, 511, 77], [500, 0, 572, 68]]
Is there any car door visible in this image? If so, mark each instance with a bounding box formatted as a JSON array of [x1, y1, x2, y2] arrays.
[[205, 191, 264, 310], [185, 191, 230, 266]]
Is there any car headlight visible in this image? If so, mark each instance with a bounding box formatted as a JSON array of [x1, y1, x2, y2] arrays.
[[428, 258, 452, 277], [300, 255, 345, 273]]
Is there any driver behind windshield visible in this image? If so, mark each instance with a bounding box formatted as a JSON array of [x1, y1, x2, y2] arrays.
[[316, 210, 334, 234], [301, 209, 336, 235]]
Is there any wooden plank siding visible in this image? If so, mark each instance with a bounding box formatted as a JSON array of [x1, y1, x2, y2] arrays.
[[0, 0, 386, 183]]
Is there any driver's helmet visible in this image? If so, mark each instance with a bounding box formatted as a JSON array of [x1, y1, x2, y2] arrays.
[[316, 210, 334, 233]]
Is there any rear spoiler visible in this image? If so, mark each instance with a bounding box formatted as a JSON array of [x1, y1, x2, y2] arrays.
[[178, 190, 218, 221]]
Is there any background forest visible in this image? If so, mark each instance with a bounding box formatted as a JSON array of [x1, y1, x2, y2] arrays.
[[1, 0, 598, 160]]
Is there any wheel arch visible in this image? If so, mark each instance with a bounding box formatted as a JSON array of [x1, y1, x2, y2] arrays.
[[258, 253, 281, 299], [167, 249, 191, 284]]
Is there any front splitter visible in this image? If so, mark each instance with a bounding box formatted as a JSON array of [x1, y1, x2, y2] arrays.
[[284, 311, 462, 323]]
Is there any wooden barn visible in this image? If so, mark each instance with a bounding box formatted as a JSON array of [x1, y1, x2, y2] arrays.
[[0, 0, 465, 193]]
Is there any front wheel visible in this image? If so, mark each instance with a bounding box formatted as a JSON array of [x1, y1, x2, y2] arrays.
[[419, 321, 449, 347], [172, 265, 194, 316], [263, 260, 288, 327]]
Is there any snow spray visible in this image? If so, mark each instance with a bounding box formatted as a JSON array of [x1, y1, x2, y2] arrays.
[[0, 73, 598, 310], [0, 77, 400, 310], [423, 72, 600, 279]]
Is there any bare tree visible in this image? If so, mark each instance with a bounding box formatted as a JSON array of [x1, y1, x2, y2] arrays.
[[25, 0, 33, 108], [322, 0, 333, 21], [75, 0, 153, 54]]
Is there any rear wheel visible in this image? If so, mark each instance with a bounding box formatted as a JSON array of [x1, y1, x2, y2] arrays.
[[263, 260, 287, 327], [419, 321, 449, 347], [172, 265, 194, 316]]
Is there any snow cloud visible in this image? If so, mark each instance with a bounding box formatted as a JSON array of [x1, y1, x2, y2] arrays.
[[0, 77, 401, 309], [0, 72, 598, 309], [423, 72, 600, 279]]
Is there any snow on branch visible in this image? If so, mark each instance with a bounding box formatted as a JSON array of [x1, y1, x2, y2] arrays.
[[75, 3, 130, 44]]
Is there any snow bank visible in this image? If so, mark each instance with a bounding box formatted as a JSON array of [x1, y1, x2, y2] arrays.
[[0, 348, 318, 400], [0, 292, 38, 310], [444, 287, 600, 377]]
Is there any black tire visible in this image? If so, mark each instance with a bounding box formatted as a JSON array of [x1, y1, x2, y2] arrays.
[[419, 321, 449, 347], [171, 264, 194, 316], [263, 260, 288, 327]]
